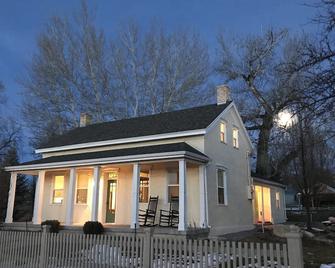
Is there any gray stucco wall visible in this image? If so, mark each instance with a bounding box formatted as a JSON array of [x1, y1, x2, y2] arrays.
[[270, 186, 286, 224], [204, 105, 254, 235]]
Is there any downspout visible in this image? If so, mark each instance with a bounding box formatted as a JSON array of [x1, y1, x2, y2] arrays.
[[204, 163, 210, 228]]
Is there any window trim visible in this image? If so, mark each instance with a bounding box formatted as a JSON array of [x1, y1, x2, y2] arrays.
[[275, 191, 281, 209], [51, 175, 65, 205], [167, 170, 179, 203], [139, 171, 150, 203], [216, 167, 228, 206], [232, 127, 239, 149], [75, 173, 89, 205], [220, 121, 227, 144]]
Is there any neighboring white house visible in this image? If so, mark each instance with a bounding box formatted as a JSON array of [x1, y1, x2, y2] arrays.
[[4, 85, 286, 235]]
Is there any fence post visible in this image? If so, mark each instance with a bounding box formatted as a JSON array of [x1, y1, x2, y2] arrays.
[[39, 225, 49, 268], [143, 228, 153, 268], [286, 225, 304, 268]]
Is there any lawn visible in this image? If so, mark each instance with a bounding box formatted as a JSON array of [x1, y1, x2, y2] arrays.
[[222, 226, 335, 268]]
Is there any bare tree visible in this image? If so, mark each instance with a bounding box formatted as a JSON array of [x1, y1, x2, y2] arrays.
[[21, 3, 210, 148], [109, 22, 210, 118], [216, 29, 307, 176], [275, 111, 334, 230], [290, 0, 335, 125], [0, 82, 22, 222], [21, 2, 112, 147], [0, 81, 20, 158]]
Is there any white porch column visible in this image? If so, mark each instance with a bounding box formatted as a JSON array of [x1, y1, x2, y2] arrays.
[[91, 166, 101, 221], [178, 159, 187, 231], [199, 164, 208, 228], [33, 170, 46, 224], [65, 168, 76, 225], [130, 163, 140, 229], [5, 172, 18, 223]]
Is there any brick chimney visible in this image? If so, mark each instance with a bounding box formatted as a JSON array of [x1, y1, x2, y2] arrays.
[[80, 113, 92, 127], [216, 85, 231, 105]]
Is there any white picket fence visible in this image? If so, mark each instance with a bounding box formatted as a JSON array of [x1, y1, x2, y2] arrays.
[[0, 229, 303, 268], [151, 235, 289, 268], [0, 230, 146, 268]]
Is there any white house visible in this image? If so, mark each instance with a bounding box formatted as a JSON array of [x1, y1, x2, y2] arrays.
[[4, 85, 286, 235]]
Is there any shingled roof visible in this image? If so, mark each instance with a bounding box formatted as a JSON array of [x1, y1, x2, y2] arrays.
[[9, 143, 208, 170], [40, 102, 232, 149]]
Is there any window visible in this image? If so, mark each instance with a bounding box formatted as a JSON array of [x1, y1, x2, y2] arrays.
[[139, 171, 149, 203], [217, 169, 227, 205], [52, 175, 64, 204], [168, 172, 179, 202], [276, 192, 280, 209], [232, 128, 239, 148], [220, 122, 227, 143], [76, 174, 88, 204]]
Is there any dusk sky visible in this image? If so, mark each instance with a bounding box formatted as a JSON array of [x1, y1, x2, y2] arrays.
[[0, 0, 319, 159]]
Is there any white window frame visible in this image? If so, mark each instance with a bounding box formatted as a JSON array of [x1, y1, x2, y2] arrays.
[[51, 175, 65, 205], [167, 171, 179, 203], [232, 127, 239, 149], [217, 167, 228, 206], [275, 191, 280, 209], [75, 174, 89, 205], [139, 171, 150, 203], [220, 121, 227, 143]]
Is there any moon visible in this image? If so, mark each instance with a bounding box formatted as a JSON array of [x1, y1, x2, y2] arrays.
[[276, 110, 297, 128]]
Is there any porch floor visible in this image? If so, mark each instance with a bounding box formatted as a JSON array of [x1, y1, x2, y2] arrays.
[[0, 222, 209, 238]]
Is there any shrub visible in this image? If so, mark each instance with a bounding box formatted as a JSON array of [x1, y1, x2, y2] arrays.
[[83, 221, 104, 235], [41, 220, 60, 233]]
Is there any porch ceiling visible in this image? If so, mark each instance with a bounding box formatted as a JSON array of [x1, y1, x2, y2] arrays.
[[6, 142, 209, 172]]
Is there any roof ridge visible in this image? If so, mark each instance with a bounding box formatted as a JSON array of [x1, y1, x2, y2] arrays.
[[39, 101, 232, 150], [82, 102, 221, 129]]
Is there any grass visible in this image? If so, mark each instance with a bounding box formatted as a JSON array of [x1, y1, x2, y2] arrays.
[[302, 237, 335, 268], [226, 227, 335, 268]]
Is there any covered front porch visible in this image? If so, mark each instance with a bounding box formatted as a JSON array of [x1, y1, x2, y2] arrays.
[[4, 143, 209, 232]]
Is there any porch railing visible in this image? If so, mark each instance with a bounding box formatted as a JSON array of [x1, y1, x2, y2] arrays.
[[0, 227, 303, 268]]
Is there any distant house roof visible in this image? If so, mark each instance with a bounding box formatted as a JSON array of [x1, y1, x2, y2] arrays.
[[39, 102, 232, 150], [6, 143, 208, 171]]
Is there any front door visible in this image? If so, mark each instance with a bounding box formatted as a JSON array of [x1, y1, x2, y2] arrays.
[[106, 179, 117, 223], [255, 185, 272, 223]]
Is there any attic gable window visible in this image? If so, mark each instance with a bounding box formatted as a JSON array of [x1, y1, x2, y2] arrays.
[[220, 122, 227, 143], [232, 128, 239, 148]]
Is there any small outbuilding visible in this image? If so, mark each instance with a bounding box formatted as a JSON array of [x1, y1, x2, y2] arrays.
[[252, 174, 287, 225]]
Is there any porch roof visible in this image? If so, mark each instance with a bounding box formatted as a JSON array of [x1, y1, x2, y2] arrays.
[[6, 142, 209, 172], [252, 174, 286, 189]]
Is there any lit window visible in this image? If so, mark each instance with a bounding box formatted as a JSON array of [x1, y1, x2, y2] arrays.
[[139, 171, 149, 203], [52, 175, 64, 204], [217, 169, 227, 205], [168, 172, 179, 202], [232, 128, 239, 148], [220, 122, 227, 143], [276, 192, 280, 209], [76, 174, 88, 204]]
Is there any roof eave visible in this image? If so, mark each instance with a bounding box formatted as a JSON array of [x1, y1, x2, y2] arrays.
[[35, 129, 207, 154], [5, 151, 209, 172], [252, 177, 286, 189]]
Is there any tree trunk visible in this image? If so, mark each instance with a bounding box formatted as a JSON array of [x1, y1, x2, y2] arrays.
[[303, 194, 313, 231], [256, 114, 274, 176]]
